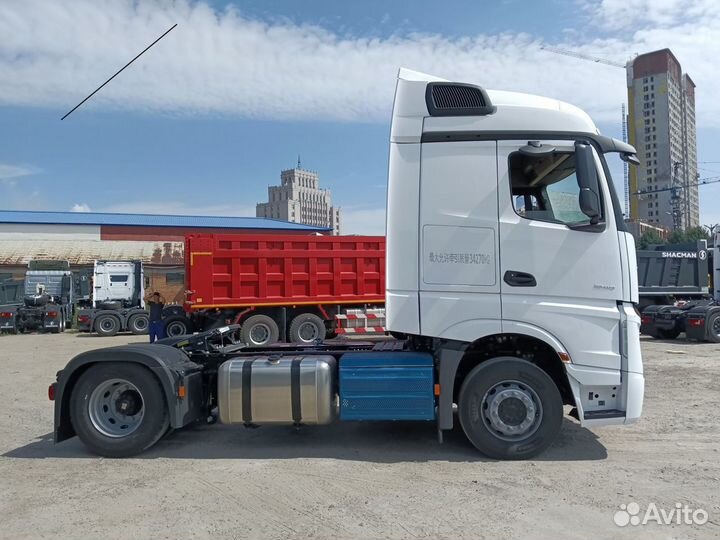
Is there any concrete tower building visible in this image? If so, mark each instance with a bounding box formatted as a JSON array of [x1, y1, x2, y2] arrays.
[[256, 166, 341, 235], [627, 49, 698, 230]]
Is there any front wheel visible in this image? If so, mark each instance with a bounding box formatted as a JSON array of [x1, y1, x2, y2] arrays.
[[458, 357, 563, 460], [69, 363, 169, 457]]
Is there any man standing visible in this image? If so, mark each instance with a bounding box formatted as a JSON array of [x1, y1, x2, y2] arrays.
[[145, 291, 166, 343]]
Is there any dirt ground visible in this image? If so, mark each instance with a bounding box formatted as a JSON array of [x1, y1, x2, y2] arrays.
[[0, 332, 718, 540]]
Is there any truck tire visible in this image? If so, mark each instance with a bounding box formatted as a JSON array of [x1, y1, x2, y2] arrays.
[[128, 314, 150, 335], [706, 313, 720, 343], [95, 314, 121, 337], [458, 357, 563, 460], [288, 313, 325, 344], [163, 316, 190, 337], [240, 314, 279, 346], [69, 362, 169, 457]]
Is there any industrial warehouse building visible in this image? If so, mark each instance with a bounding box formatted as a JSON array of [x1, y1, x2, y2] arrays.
[[0, 210, 328, 305]]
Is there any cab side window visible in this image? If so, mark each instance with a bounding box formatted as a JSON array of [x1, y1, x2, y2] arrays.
[[509, 151, 599, 226]]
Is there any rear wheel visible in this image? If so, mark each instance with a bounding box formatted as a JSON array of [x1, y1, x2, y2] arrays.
[[288, 313, 325, 344], [163, 316, 190, 337], [69, 363, 169, 457], [95, 314, 121, 337], [706, 313, 720, 343], [128, 314, 149, 335], [240, 314, 279, 346], [458, 357, 563, 460]]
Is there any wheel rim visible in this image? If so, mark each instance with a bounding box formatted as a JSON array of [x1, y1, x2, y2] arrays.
[[133, 317, 148, 331], [99, 318, 116, 332], [249, 323, 271, 345], [88, 378, 144, 438], [712, 317, 720, 338], [297, 321, 320, 343], [481, 380, 543, 441], [166, 322, 186, 337]]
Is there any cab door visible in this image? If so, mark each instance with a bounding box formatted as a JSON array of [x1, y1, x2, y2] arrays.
[[419, 140, 502, 341], [497, 140, 624, 370]]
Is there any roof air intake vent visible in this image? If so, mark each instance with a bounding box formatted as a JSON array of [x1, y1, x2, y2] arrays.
[[425, 82, 496, 117]]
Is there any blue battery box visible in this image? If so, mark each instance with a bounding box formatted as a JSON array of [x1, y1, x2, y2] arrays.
[[339, 352, 435, 421]]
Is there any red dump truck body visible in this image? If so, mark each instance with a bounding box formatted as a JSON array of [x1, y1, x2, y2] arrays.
[[185, 233, 386, 310]]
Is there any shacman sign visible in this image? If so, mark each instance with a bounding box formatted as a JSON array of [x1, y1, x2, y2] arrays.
[[661, 251, 705, 259]]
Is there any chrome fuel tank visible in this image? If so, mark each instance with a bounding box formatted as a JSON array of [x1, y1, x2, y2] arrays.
[[217, 356, 336, 425]]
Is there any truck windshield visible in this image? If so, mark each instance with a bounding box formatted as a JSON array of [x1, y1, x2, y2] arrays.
[[28, 260, 71, 271]]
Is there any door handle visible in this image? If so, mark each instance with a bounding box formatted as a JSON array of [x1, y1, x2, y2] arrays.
[[504, 270, 537, 287]]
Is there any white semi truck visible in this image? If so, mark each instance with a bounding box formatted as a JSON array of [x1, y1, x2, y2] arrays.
[[49, 69, 644, 460], [76, 260, 186, 336]]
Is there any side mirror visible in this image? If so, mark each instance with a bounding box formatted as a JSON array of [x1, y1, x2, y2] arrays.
[[575, 142, 601, 223], [579, 188, 600, 223], [620, 152, 640, 166]]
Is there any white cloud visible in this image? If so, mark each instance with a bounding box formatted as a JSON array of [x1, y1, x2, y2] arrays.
[[586, 0, 719, 31], [0, 163, 39, 183], [0, 0, 718, 127], [71, 203, 91, 212]]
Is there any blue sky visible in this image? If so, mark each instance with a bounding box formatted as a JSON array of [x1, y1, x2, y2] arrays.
[[1, 0, 718, 234]]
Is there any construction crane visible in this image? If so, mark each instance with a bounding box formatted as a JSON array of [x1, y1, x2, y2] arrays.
[[539, 46, 633, 218], [539, 45, 627, 68]]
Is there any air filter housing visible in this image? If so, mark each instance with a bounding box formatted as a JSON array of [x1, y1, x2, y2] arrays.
[[425, 82, 496, 117]]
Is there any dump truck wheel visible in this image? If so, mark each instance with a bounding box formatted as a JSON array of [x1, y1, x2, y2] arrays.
[[241, 314, 279, 346], [163, 316, 191, 337], [288, 313, 325, 344]]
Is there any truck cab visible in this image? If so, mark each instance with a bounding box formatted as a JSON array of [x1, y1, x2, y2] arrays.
[[386, 69, 644, 429]]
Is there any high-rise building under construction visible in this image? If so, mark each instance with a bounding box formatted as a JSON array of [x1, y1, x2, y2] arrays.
[[627, 49, 698, 229]]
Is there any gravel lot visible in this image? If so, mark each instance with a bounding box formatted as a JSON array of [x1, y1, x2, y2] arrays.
[[0, 332, 718, 539]]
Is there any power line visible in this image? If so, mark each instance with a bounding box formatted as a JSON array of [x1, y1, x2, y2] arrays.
[[61, 24, 178, 120], [631, 176, 720, 196]]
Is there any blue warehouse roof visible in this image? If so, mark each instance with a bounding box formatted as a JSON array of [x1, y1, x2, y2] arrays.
[[0, 209, 330, 231]]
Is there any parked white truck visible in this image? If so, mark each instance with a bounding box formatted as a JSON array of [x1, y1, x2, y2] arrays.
[[77, 260, 186, 336], [49, 69, 644, 460]]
